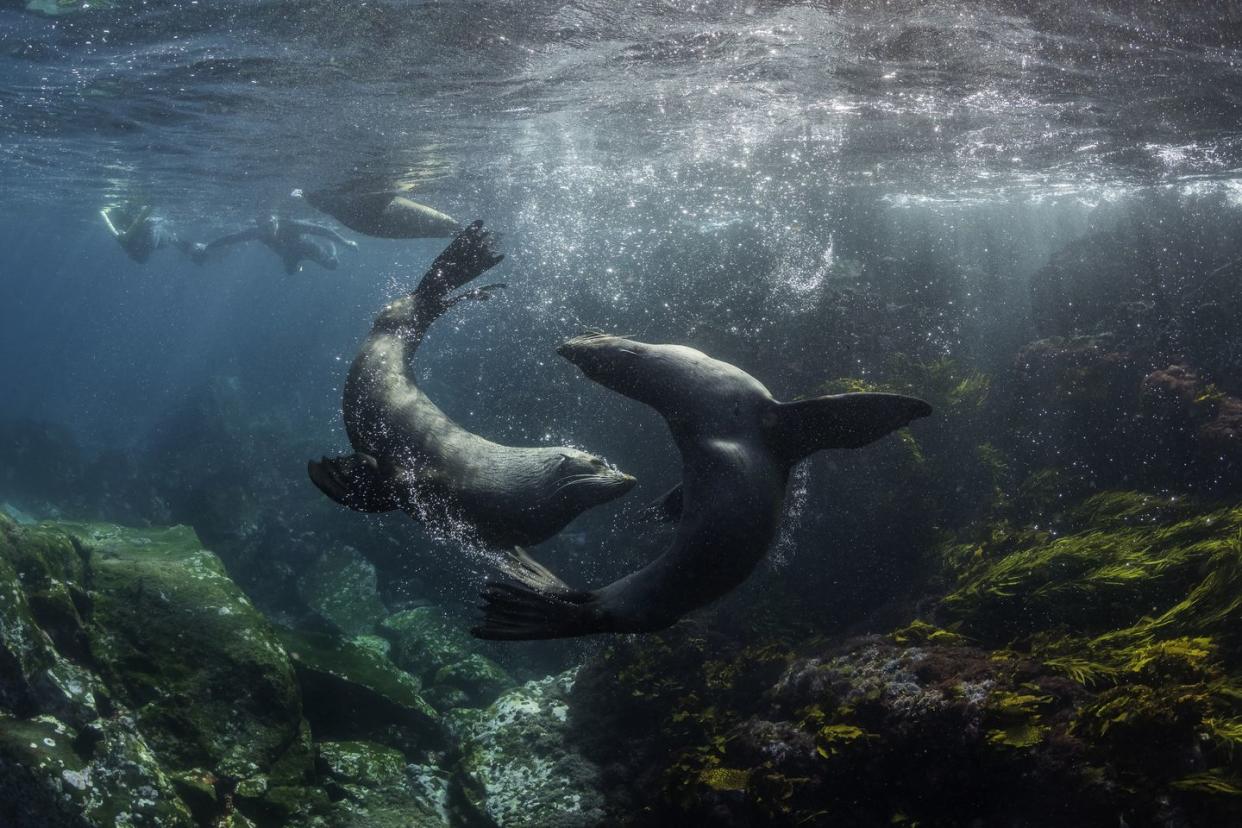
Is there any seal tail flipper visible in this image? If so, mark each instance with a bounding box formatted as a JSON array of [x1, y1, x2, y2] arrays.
[[414, 220, 504, 302], [308, 452, 400, 513], [769, 392, 933, 462], [471, 548, 601, 641]]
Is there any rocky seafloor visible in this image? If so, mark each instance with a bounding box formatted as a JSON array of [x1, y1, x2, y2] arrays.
[[0, 514, 602, 827], [5, 483, 1242, 827]]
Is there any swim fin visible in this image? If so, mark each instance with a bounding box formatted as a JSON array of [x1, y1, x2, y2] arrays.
[[307, 452, 400, 513], [769, 392, 932, 462]]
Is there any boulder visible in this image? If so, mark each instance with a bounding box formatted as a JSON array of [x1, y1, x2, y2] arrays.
[[296, 546, 388, 636], [277, 628, 441, 751], [380, 607, 513, 710], [315, 740, 449, 828], [70, 521, 305, 780], [449, 670, 604, 828], [0, 713, 194, 827]]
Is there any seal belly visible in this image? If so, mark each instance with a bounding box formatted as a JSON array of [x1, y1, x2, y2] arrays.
[[597, 440, 785, 631]]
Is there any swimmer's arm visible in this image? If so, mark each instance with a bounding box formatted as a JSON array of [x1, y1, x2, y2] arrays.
[[126, 205, 154, 235], [288, 220, 356, 247], [100, 208, 121, 237], [200, 227, 262, 251], [100, 204, 152, 241]]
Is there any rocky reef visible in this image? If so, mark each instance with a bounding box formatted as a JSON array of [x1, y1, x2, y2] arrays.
[[565, 488, 1242, 826], [0, 513, 589, 828]]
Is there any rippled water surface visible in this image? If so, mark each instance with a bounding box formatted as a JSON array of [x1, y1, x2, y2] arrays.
[[3, 0, 1241, 219]]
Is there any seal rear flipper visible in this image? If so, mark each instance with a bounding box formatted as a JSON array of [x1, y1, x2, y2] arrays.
[[770, 392, 933, 461], [471, 549, 602, 640], [308, 452, 400, 513]]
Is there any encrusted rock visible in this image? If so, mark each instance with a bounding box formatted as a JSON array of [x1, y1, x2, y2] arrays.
[[449, 669, 604, 828], [380, 606, 513, 710], [0, 713, 195, 827], [277, 627, 441, 751], [296, 546, 388, 636], [315, 740, 449, 827], [73, 521, 305, 780]]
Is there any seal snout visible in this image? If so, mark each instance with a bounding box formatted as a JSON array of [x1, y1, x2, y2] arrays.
[[556, 331, 621, 370]]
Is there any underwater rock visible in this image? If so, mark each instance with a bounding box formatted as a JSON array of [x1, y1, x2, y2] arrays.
[[276, 627, 441, 751], [449, 669, 605, 828], [1028, 199, 1242, 360], [296, 545, 389, 636], [0, 713, 195, 827], [1142, 364, 1242, 471], [1007, 337, 1242, 489], [0, 513, 336, 826], [567, 598, 1242, 828], [1009, 335, 1143, 477], [68, 521, 306, 781], [1, 501, 37, 524], [380, 606, 513, 710], [426, 654, 513, 712], [0, 519, 102, 725], [315, 740, 450, 828], [381, 607, 469, 676]]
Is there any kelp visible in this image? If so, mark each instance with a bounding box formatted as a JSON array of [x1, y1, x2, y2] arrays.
[[933, 490, 1242, 817]]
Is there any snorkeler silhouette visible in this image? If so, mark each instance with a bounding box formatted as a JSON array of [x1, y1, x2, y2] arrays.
[[100, 203, 191, 264], [190, 214, 359, 274]]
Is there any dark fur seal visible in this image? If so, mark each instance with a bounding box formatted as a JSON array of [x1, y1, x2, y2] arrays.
[[302, 187, 459, 239], [309, 224, 636, 548], [473, 334, 931, 639]]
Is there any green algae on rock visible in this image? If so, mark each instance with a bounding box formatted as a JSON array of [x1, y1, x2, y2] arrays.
[[0, 518, 101, 725], [380, 606, 513, 710], [296, 546, 389, 636], [0, 713, 195, 828], [276, 627, 441, 749], [0, 513, 324, 826], [315, 740, 450, 828], [67, 521, 305, 781]]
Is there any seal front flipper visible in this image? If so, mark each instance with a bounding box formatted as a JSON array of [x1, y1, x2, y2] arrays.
[[308, 452, 400, 513], [768, 392, 933, 461], [636, 484, 683, 524]]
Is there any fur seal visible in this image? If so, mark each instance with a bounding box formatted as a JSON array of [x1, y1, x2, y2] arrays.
[[301, 187, 460, 239], [309, 224, 636, 548], [472, 334, 931, 639]]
